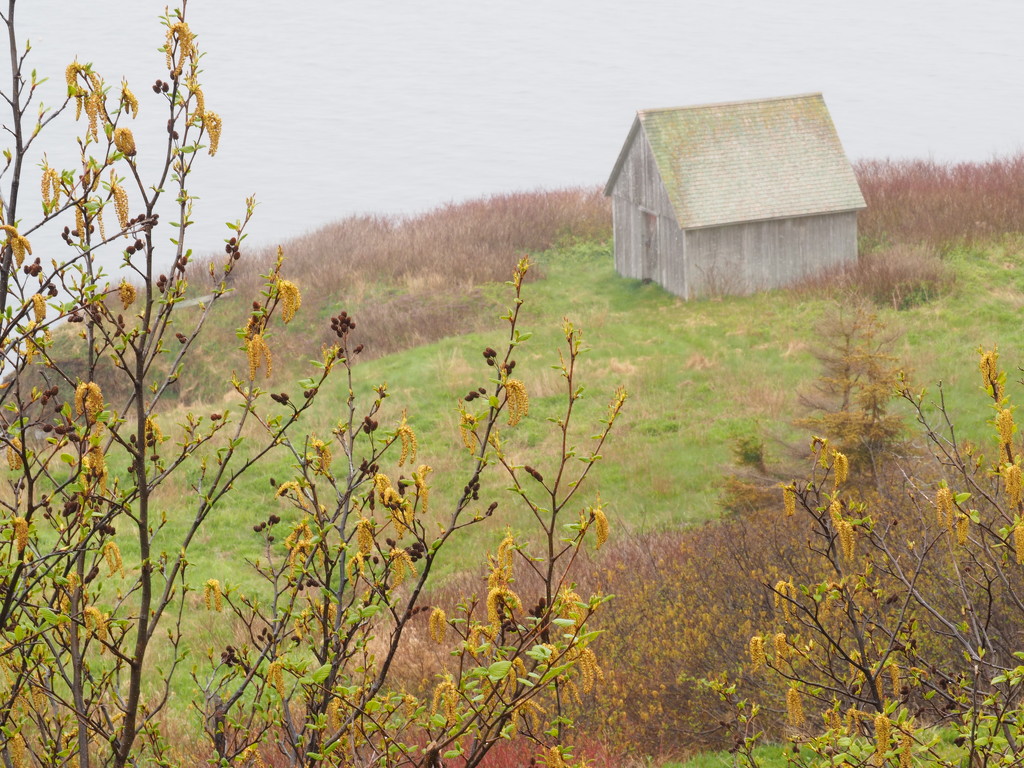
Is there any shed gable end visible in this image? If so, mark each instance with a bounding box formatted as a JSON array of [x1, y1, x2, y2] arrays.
[[606, 122, 675, 220]]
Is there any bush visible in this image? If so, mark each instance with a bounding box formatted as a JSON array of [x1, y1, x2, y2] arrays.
[[856, 155, 1024, 253]]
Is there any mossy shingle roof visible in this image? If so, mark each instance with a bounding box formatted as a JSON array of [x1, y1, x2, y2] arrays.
[[606, 93, 866, 229]]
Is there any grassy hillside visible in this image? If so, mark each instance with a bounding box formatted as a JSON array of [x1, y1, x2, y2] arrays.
[[43, 160, 1024, 611], [27, 158, 1024, 763], [141, 220, 1024, 600]]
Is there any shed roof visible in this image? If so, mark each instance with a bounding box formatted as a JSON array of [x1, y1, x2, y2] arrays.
[[605, 93, 866, 229]]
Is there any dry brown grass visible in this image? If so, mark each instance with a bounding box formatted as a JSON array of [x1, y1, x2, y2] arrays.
[[188, 188, 611, 375]]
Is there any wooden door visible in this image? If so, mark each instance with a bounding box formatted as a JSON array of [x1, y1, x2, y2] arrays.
[[642, 211, 658, 282]]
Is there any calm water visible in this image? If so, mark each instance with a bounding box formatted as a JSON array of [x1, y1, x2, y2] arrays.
[[8, 1, 1024, 267]]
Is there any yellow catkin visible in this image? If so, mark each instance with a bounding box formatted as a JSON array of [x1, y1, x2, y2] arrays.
[[275, 278, 301, 323], [591, 500, 609, 550], [204, 579, 223, 611], [204, 111, 222, 156], [389, 547, 415, 587], [1005, 463, 1023, 508], [749, 635, 766, 671], [326, 697, 342, 730], [356, 518, 373, 556], [267, 660, 285, 697], [396, 415, 417, 466], [774, 632, 789, 662], [824, 707, 842, 732], [41, 166, 60, 208], [579, 646, 602, 694], [145, 416, 163, 446], [957, 513, 970, 546], [557, 586, 583, 630], [414, 464, 432, 513], [275, 481, 309, 510], [83, 605, 107, 641], [504, 378, 529, 426], [9, 734, 27, 768], [1, 225, 31, 267], [75, 206, 86, 241], [832, 449, 849, 487], [31, 294, 46, 323], [83, 445, 108, 494], [66, 61, 84, 91], [431, 676, 458, 725], [189, 79, 205, 121], [997, 408, 1015, 462], [829, 495, 842, 527], [74, 381, 104, 419], [113, 127, 136, 157], [459, 411, 477, 453], [121, 81, 139, 117], [889, 663, 901, 699], [246, 334, 272, 380], [543, 746, 570, 768], [773, 580, 793, 622], [7, 438, 23, 471], [518, 699, 545, 732], [783, 485, 796, 517], [1015, 520, 1024, 565], [118, 280, 137, 310], [935, 486, 954, 530], [165, 21, 196, 78], [12, 516, 28, 553], [980, 348, 1000, 399], [84, 90, 101, 141], [96, 203, 107, 242], [486, 586, 522, 628], [112, 182, 130, 230], [345, 551, 365, 584], [838, 519, 855, 560], [900, 731, 913, 768], [786, 686, 805, 727], [103, 541, 124, 577], [429, 607, 447, 644], [310, 439, 332, 475], [386, 490, 414, 536], [495, 532, 515, 582], [874, 714, 891, 762], [373, 473, 392, 502]]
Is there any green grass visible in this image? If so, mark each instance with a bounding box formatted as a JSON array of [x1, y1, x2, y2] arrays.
[[150, 233, 1024, 592], [665, 741, 797, 768], [39, 231, 1024, 733]]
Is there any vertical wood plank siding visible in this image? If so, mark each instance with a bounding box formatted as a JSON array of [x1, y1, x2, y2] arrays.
[[683, 212, 857, 297], [610, 124, 683, 289]]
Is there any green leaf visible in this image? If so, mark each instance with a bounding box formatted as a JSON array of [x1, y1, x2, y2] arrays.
[[487, 661, 512, 681], [37, 607, 67, 626], [310, 664, 331, 684]]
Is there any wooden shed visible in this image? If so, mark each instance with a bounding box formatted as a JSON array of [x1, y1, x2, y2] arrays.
[[604, 93, 866, 299]]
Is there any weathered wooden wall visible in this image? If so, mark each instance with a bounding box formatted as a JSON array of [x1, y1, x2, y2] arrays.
[[609, 121, 860, 300], [609, 124, 686, 293], [683, 211, 858, 297]]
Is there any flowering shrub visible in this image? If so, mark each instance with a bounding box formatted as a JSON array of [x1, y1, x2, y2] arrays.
[[0, 5, 623, 767]]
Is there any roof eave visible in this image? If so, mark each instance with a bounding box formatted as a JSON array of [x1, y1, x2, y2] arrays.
[[680, 204, 868, 231]]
